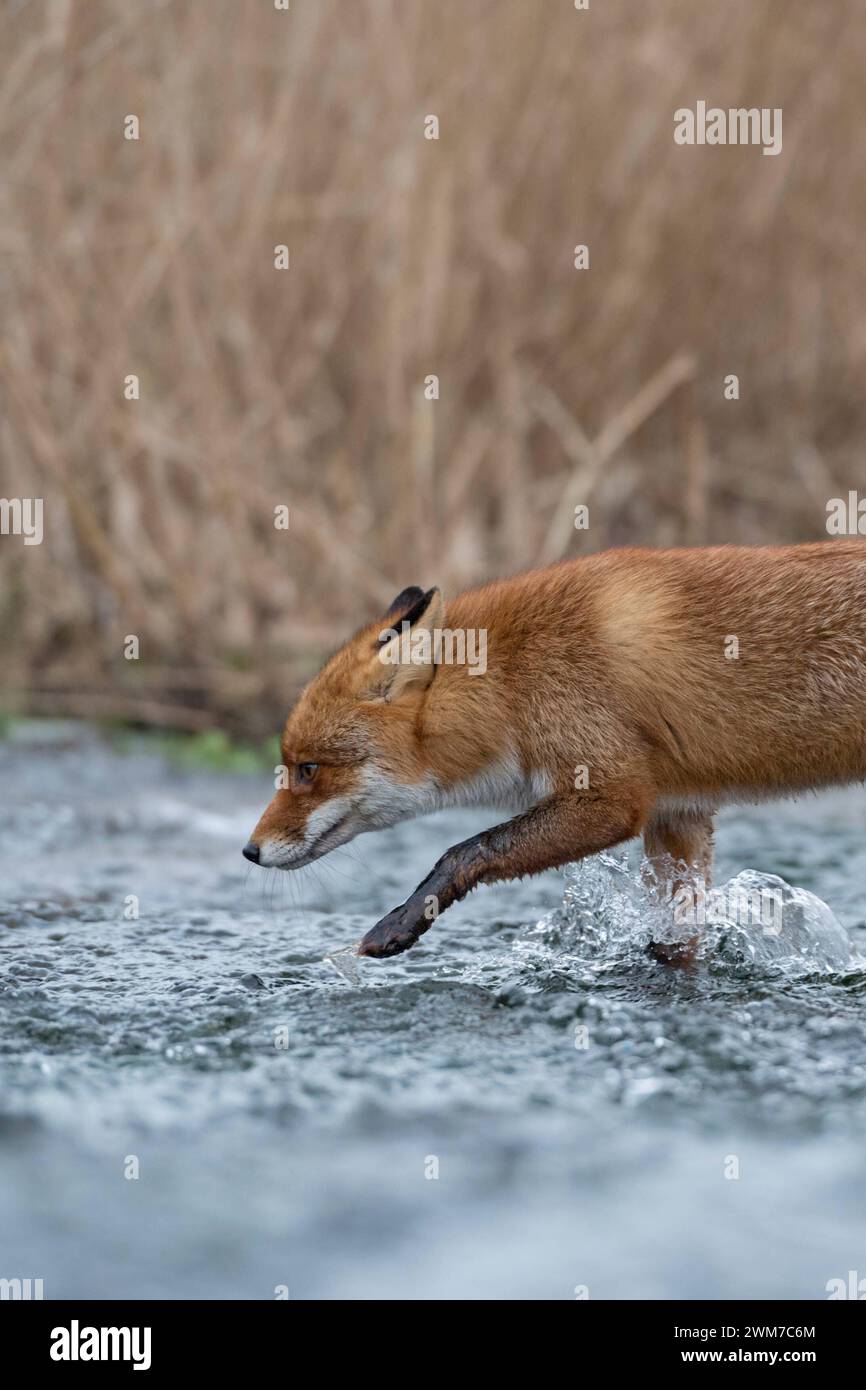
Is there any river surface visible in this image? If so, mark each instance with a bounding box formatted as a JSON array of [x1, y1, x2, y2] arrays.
[[1, 722, 865, 1300]]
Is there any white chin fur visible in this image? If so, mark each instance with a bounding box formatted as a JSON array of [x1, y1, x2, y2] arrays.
[[258, 797, 358, 870]]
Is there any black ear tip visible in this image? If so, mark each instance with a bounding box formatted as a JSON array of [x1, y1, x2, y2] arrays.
[[386, 585, 425, 617], [381, 585, 440, 633]]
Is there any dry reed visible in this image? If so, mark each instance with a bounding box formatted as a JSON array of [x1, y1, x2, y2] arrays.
[[1, 0, 864, 736]]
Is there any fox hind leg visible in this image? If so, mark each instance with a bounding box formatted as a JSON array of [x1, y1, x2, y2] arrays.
[[642, 808, 715, 966]]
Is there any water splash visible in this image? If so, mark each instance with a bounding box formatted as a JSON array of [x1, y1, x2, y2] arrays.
[[324, 942, 365, 986], [520, 852, 858, 977], [710, 871, 856, 973]]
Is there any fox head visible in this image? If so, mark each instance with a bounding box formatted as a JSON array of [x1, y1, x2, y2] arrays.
[[243, 585, 447, 869]]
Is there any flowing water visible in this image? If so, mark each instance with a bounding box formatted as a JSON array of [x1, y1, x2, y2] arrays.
[[1, 722, 866, 1300]]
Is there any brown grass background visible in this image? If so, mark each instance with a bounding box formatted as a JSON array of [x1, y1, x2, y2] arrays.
[[1, 0, 864, 738]]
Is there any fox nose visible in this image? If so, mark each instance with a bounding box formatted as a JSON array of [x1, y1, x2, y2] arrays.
[[242, 841, 260, 864]]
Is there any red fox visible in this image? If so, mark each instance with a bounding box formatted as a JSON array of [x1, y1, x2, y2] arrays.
[[243, 542, 866, 962]]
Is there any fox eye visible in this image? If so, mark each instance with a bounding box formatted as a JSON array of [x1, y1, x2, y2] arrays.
[[297, 762, 319, 784]]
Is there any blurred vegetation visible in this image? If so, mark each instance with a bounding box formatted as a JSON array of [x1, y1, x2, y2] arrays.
[[0, 713, 279, 772], [112, 728, 282, 773], [0, 0, 863, 738]]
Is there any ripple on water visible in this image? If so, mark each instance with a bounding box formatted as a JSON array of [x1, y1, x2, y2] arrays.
[[3, 734, 866, 1296]]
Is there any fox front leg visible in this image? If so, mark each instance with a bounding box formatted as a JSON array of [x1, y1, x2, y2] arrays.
[[358, 784, 650, 959]]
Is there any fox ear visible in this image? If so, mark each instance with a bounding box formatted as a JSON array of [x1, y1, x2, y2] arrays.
[[364, 586, 444, 702], [385, 586, 426, 619]]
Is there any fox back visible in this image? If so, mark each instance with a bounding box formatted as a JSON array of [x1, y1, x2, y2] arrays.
[[246, 542, 866, 872]]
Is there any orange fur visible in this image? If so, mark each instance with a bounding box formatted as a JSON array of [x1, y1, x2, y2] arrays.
[[246, 542, 866, 959]]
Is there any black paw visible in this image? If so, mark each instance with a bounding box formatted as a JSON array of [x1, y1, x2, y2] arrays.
[[358, 905, 424, 958]]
